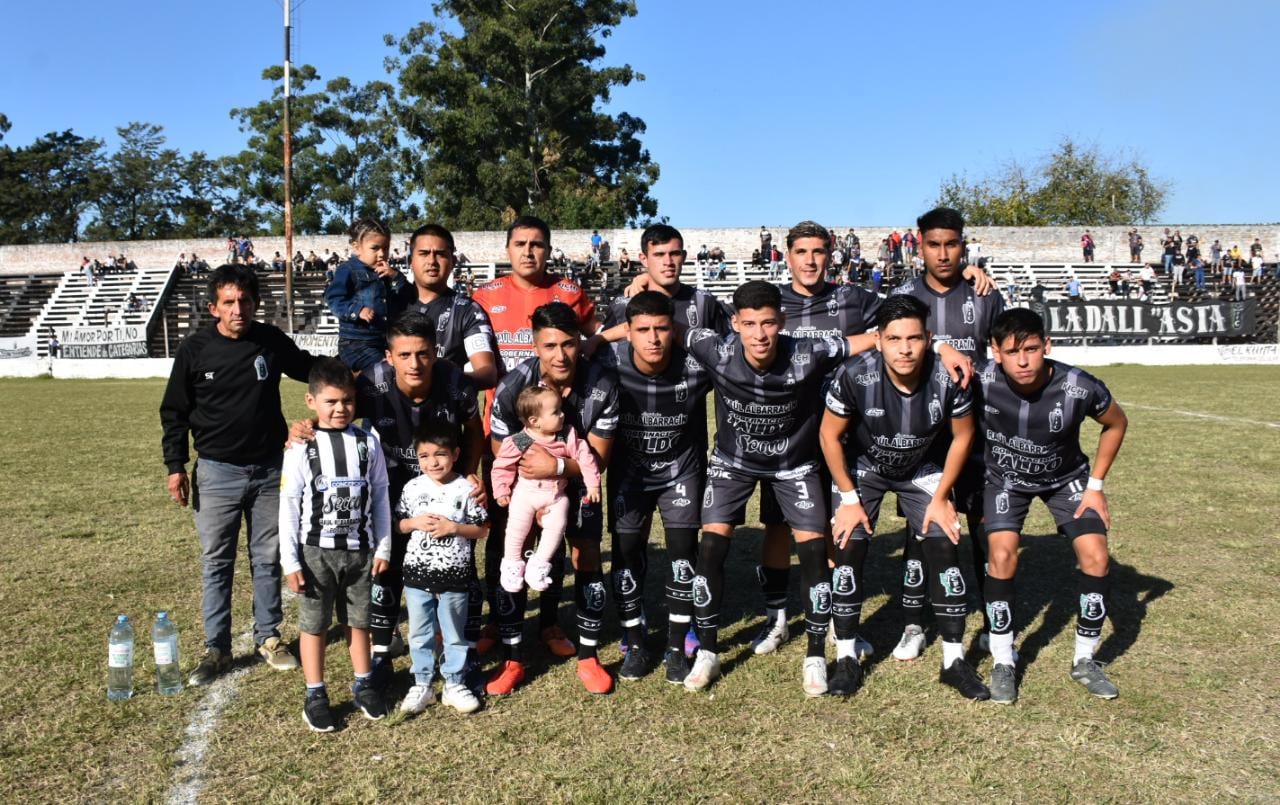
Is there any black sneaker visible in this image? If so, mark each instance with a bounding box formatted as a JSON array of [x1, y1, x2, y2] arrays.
[[663, 647, 690, 685], [828, 656, 864, 696], [187, 647, 232, 687], [940, 658, 991, 701], [352, 681, 387, 720], [303, 688, 335, 733], [619, 647, 649, 681]]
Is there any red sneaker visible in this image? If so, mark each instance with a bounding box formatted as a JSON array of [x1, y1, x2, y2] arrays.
[[476, 623, 499, 656], [540, 625, 576, 658], [485, 660, 525, 696], [577, 657, 614, 695]]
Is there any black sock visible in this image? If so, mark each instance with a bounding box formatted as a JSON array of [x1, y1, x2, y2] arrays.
[[969, 520, 989, 628], [369, 564, 404, 654], [900, 535, 927, 627], [464, 574, 484, 645], [797, 539, 830, 658], [496, 586, 527, 647], [612, 531, 648, 643], [984, 574, 1016, 636], [1076, 571, 1110, 641], [538, 535, 565, 632], [922, 537, 967, 645], [575, 569, 606, 660], [692, 531, 731, 654], [831, 537, 869, 640], [758, 565, 789, 612], [483, 503, 507, 626], [665, 528, 698, 651]]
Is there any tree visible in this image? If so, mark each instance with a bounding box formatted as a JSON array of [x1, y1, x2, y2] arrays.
[[934, 138, 1169, 227], [171, 151, 265, 238], [84, 122, 184, 241], [388, 0, 659, 230], [0, 127, 107, 244]]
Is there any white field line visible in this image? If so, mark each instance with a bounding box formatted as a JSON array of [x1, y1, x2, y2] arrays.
[[165, 629, 255, 805], [1122, 401, 1280, 430]]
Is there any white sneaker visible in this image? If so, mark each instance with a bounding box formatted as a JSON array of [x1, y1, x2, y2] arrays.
[[399, 683, 435, 714], [802, 657, 828, 697], [751, 619, 790, 655], [683, 650, 721, 691], [892, 626, 926, 661], [853, 634, 874, 661], [441, 681, 481, 714]]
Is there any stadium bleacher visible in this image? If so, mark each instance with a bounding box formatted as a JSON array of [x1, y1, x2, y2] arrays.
[[0, 272, 62, 339], [29, 266, 174, 356]]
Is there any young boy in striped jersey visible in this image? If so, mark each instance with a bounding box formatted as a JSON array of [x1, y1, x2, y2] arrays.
[[280, 358, 392, 732]]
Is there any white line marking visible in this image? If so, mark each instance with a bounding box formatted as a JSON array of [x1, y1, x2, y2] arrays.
[[1122, 402, 1280, 430], [166, 630, 255, 805]]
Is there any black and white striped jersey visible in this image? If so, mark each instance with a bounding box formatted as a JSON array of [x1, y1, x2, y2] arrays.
[[778, 282, 881, 340], [891, 278, 1004, 360], [603, 283, 733, 336], [391, 290, 498, 369], [489, 355, 620, 444]]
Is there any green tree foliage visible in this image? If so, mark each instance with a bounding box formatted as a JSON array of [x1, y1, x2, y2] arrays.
[[0, 125, 108, 244], [389, 0, 659, 229], [935, 138, 1169, 227], [84, 123, 184, 241]]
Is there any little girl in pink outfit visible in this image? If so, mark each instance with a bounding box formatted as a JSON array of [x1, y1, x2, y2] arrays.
[[491, 386, 601, 593]]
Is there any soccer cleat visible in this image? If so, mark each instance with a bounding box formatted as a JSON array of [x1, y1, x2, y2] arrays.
[[1070, 659, 1119, 699], [854, 634, 875, 661], [892, 626, 926, 661], [750, 619, 790, 655], [664, 647, 691, 684], [441, 682, 482, 714], [683, 650, 721, 692], [352, 681, 387, 720], [827, 656, 863, 697], [540, 625, 576, 658], [303, 688, 336, 733], [802, 657, 829, 697], [485, 660, 526, 695], [988, 663, 1018, 705], [475, 623, 499, 656], [188, 648, 231, 687], [500, 558, 527, 593], [576, 657, 614, 694], [619, 610, 648, 654], [398, 683, 436, 714], [524, 556, 553, 592], [683, 627, 700, 658], [257, 637, 298, 671], [940, 659, 991, 701], [619, 646, 649, 681]]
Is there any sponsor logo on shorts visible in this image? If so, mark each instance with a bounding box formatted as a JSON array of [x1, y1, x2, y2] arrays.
[[795, 500, 815, 510], [671, 497, 691, 507], [995, 490, 1010, 514]]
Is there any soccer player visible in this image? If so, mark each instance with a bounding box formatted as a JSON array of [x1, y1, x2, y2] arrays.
[[681, 281, 855, 695], [391, 223, 499, 390], [486, 302, 620, 695], [976, 308, 1128, 704], [596, 291, 714, 683], [819, 295, 989, 699], [889, 207, 1005, 659]]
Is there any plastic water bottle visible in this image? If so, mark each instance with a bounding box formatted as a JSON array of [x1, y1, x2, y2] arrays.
[[107, 615, 135, 701], [153, 612, 183, 695]]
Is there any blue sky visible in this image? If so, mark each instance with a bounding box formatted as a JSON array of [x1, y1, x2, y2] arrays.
[[3, 0, 1276, 227]]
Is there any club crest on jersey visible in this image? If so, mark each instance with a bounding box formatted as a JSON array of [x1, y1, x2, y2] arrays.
[[832, 566, 857, 595], [904, 559, 924, 587], [940, 567, 966, 597], [1080, 592, 1106, 620], [692, 575, 712, 608], [987, 601, 1012, 632], [253, 355, 268, 381], [436, 309, 451, 328], [1049, 401, 1065, 433], [674, 381, 688, 402], [672, 559, 695, 583], [995, 490, 1010, 514], [687, 302, 699, 327], [962, 299, 976, 325], [613, 569, 637, 597], [357, 441, 369, 463], [826, 295, 840, 317], [929, 396, 943, 425], [809, 582, 832, 615]]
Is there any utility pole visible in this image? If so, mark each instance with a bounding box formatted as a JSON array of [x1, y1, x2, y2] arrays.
[[282, 0, 295, 333]]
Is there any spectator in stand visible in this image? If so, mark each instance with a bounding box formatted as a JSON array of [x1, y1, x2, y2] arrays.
[[390, 247, 404, 269], [305, 250, 321, 274], [190, 254, 209, 276], [238, 237, 255, 265], [1250, 238, 1264, 261], [271, 252, 286, 272], [1108, 268, 1122, 297], [81, 257, 94, 286], [226, 236, 238, 264], [552, 246, 567, 267], [890, 229, 903, 264], [1120, 270, 1134, 299], [1171, 249, 1185, 288], [176, 253, 189, 272], [878, 238, 891, 267], [1139, 263, 1156, 301], [966, 237, 983, 268], [1065, 276, 1084, 301], [696, 245, 709, 267], [902, 228, 918, 261], [771, 244, 784, 281], [1081, 230, 1096, 262], [1210, 239, 1224, 276], [1161, 229, 1177, 275], [1128, 229, 1143, 263], [48, 332, 60, 358], [760, 227, 772, 263], [1251, 253, 1264, 282], [1234, 263, 1249, 300], [617, 247, 630, 273], [590, 229, 602, 256], [871, 262, 884, 293], [1229, 244, 1243, 266], [1004, 272, 1020, 304], [1191, 257, 1207, 291]]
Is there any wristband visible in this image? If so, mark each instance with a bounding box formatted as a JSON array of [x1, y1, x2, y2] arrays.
[[555, 457, 566, 476], [1086, 476, 1104, 491], [838, 488, 860, 506], [931, 340, 941, 354]]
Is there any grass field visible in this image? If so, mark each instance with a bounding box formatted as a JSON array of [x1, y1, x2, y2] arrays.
[[0, 366, 1277, 803]]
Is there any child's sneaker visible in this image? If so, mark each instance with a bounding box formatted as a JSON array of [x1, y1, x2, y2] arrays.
[[442, 682, 482, 714], [524, 556, 553, 591], [399, 683, 435, 715], [303, 688, 335, 733], [352, 679, 387, 720], [500, 557, 526, 593]]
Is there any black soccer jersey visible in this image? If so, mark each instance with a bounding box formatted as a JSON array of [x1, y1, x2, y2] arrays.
[[825, 351, 973, 480], [686, 329, 848, 477], [391, 290, 497, 369], [975, 359, 1113, 493], [891, 278, 1004, 360], [602, 283, 733, 336], [356, 359, 479, 502], [489, 355, 620, 447], [597, 341, 714, 489], [778, 282, 881, 340]]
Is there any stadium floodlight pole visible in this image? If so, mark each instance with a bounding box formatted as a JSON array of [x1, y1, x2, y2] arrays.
[[282, 0, 295, 333]]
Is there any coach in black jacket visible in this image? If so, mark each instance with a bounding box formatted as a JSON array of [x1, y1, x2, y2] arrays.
[[160, 264, 316, 687]]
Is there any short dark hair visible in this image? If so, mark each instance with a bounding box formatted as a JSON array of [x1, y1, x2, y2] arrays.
[[916, 207, 965, 236], [414, 420, 460, 452], [308, 356, 355, 394], [531, 301, 580, 337], [990, 308, 1046, 347], [348, 216, 390, 243], [506, 214, 551, 246], [408, 223, 455, 254], [387, 311, 438, 344], [786, 221, 832, 250], [876, 294, 930, 330], [625, 291, 675, 322], [732, 280, 782, 313], [207, 264, 260, 305], [639, 224, 684, 254]]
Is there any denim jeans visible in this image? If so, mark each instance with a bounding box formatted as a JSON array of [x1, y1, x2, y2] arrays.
[[338, 339, 387, 373], [404, 586, 469, 685], [1162, 254, 1174, 274], [192, 458, 283, 651]]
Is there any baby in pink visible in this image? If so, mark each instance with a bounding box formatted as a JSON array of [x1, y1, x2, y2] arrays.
[[491, 386, 601, 593]]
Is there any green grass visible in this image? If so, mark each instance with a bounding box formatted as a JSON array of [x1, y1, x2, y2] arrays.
[[0, 367, 1277, 802]]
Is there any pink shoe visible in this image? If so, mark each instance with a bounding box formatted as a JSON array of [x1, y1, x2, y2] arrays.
[[525, 556, 553, 591], [500, 558, 526, 593]]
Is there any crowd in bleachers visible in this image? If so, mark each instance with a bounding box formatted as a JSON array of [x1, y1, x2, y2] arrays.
[[78, 254, 138, 286]]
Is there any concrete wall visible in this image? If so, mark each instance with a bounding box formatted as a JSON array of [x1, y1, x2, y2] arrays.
[[3, 224, 1277, 276]]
